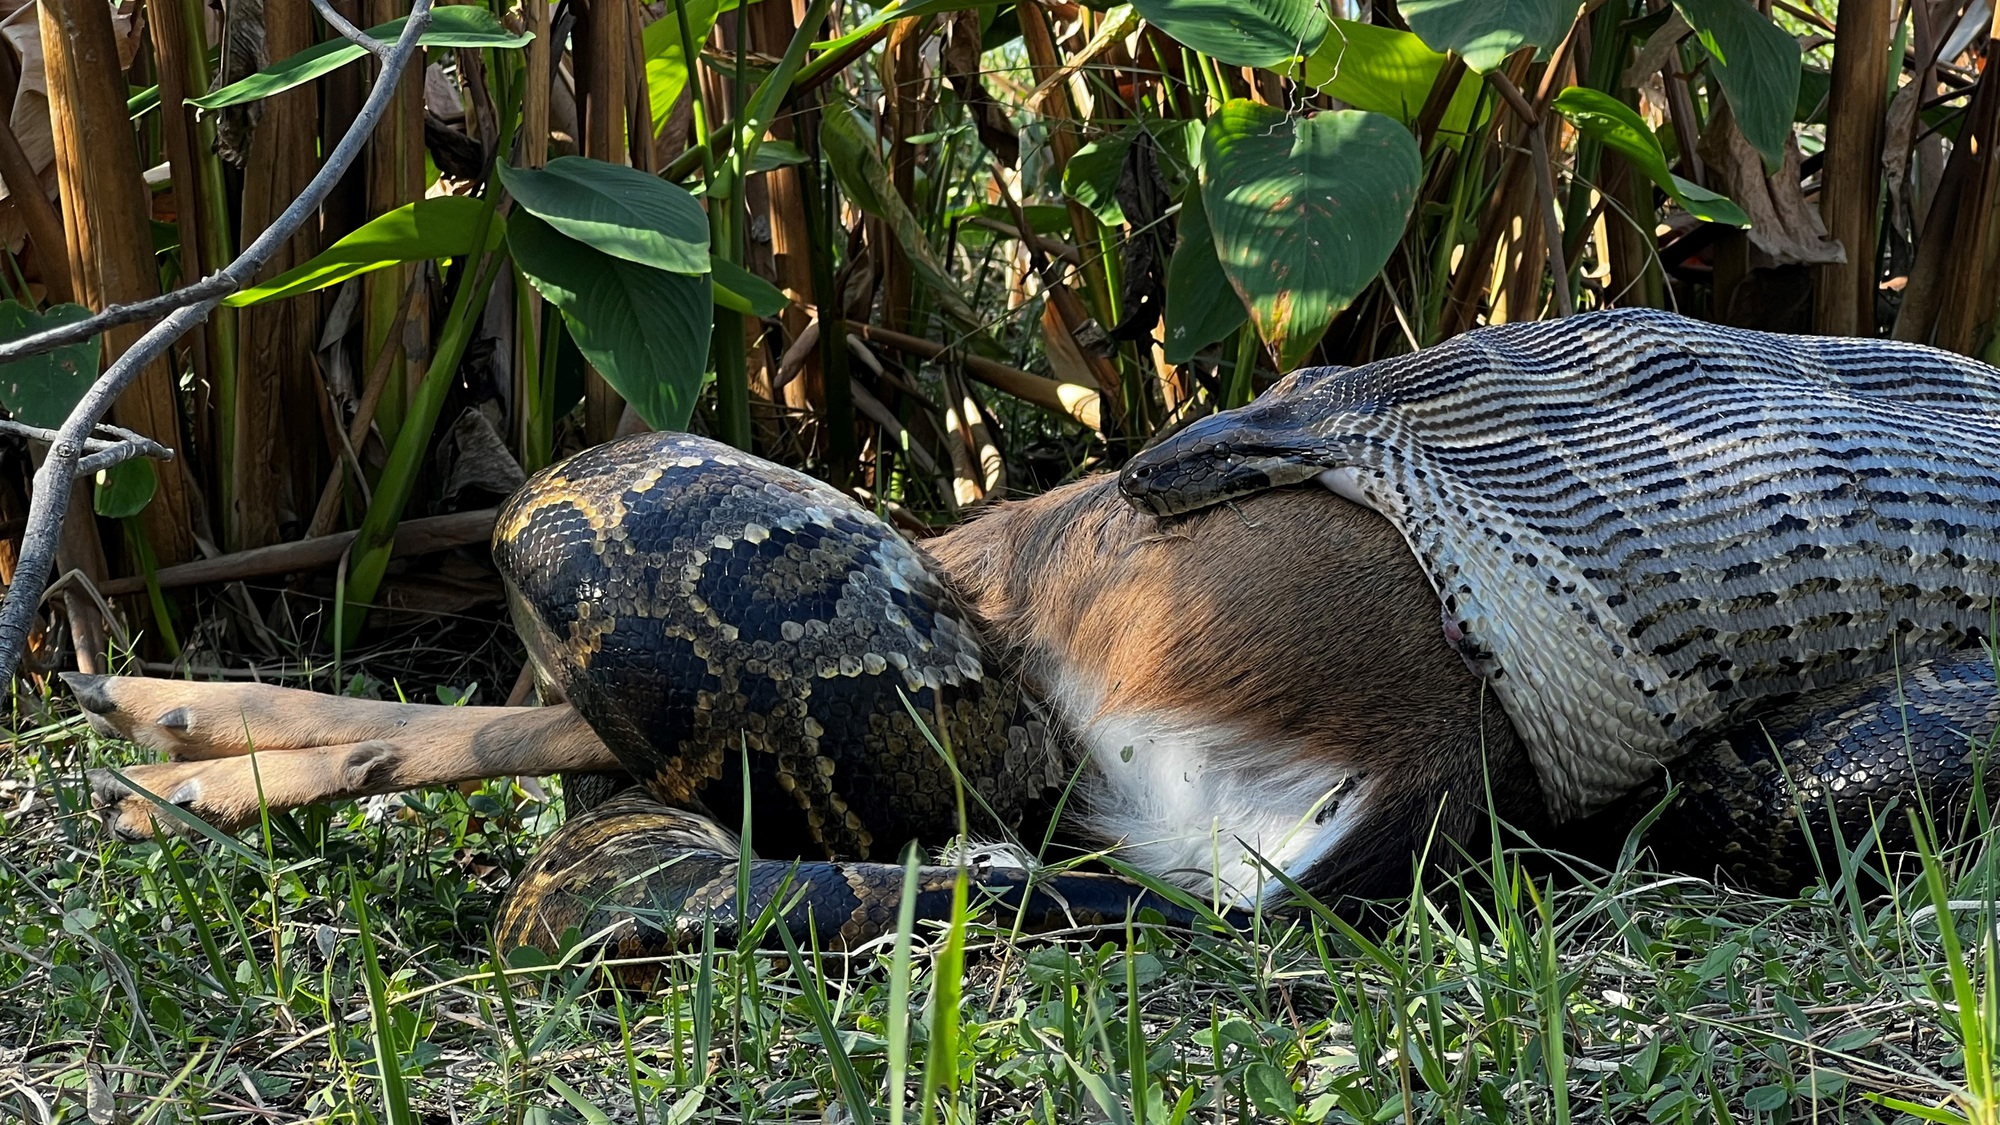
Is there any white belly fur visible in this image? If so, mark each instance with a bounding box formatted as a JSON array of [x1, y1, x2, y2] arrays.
[[1048, 681, 1371, 908]]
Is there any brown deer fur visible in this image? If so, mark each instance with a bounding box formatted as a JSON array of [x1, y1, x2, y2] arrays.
[[77, 476, 1545, 900]]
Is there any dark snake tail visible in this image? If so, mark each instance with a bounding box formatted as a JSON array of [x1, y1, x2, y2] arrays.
[[1577, 645, 2000, 885], [496, 792, 1231, 963]]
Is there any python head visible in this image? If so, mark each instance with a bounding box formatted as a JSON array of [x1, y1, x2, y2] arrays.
[[1119, 364, 1361, 517]]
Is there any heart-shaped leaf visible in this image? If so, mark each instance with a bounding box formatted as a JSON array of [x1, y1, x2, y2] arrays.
[[1552, 87, 1750, 227], [508, 212, 713, 431], [500, 157, 711, 275], [1201, 102, 1421, 368], [1399, 0, 1569, 73], [0, 302, 100, 428], [1673, 0, 1800, 170], [1163, 190, 1246, 364], [1128, 0, 1329, 68], [191, 6, 533, 110], [226, 197, 504, 307]]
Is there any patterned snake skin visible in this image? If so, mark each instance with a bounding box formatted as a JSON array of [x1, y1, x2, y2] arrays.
[[1588, 644, 2000, 884], [490, 435, 1217, 958], [1123, 309, 2000, 820]]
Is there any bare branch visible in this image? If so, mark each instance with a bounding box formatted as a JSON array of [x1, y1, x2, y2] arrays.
[[1488, 69, 1574, 319], [0, 418, 176, 475], [309, 0, 392, 60], [0, 0, 425, 366], [0, 0, 438, 688], [77, 440, 173, 476]]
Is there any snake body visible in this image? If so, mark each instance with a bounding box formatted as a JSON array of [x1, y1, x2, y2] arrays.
[[491, 438, 1214, 957], [1123, 308, 2000, 820], [493, 310, 2000, 956], [1596, 646, 2000, 885]]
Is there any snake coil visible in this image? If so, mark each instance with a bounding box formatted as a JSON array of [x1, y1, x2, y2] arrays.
[[490, 435, 1220, 958]]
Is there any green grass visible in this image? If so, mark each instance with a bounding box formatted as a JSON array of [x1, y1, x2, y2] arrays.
[[5, 686, 2000, 1124]]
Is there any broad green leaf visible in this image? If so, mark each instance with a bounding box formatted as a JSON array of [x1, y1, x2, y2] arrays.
[[1400, 0, 1568, 73], [1129, 0, 1329, 68], [1163, 190, 1246, 364], [1674, 0, 1800, 169], [94, 459, 156, 519], [0, 302, 99, 427], [509, 213, 713, 432], [1551, 87, 1749, 227], [1148, 118, 1205, 183], [1063, 130, 1132, 227], [1201, 102, 1421, 368], [1295, 20, 1483, 135], [1694, 938, 1742, 980], [499, 157, 710, 275], [191, 7, 533, 110], [642, 0, 727, 136], [225, 197, 504, 307], [711, 256, 788, 316]]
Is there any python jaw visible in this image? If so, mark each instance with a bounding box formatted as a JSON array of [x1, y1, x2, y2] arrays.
[[1118, 410, 1331, 517]]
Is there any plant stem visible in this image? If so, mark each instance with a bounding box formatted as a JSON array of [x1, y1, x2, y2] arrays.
[[338, 197, 506, 645]]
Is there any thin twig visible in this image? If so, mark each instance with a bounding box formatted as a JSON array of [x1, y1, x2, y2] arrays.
[[0, 418, 174, 476], [93, 508, 497, 598], [1490, 69, 1575, 318], [0, 0, 437, 688], [0, 4, 429, 366], [307, 0, 390, 59], [39, 569, 132, 654], [305, 269, 423, 539]]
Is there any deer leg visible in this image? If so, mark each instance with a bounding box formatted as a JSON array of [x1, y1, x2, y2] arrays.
[[63, 672, 569, 761], [84, 702, 619, 841]]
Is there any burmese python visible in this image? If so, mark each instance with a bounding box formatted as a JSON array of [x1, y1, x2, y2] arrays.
[[495, 309, 2000, 957], [491, 437, 1218, 958]]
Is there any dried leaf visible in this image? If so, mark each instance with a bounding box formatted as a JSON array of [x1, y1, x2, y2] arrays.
[[424, 111, 485, 181], [214, 0, 268, 164], [1110, 132, 1170, 341], [424, 61, 464, 123], [1882, 79, 1921, 242], [1697, 100, 1843, 266], [436, 405, 526, 510], [943, 10, 1017, 167], [1622, 11, 1693, 90], [1039, 300, 1099, 389]]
